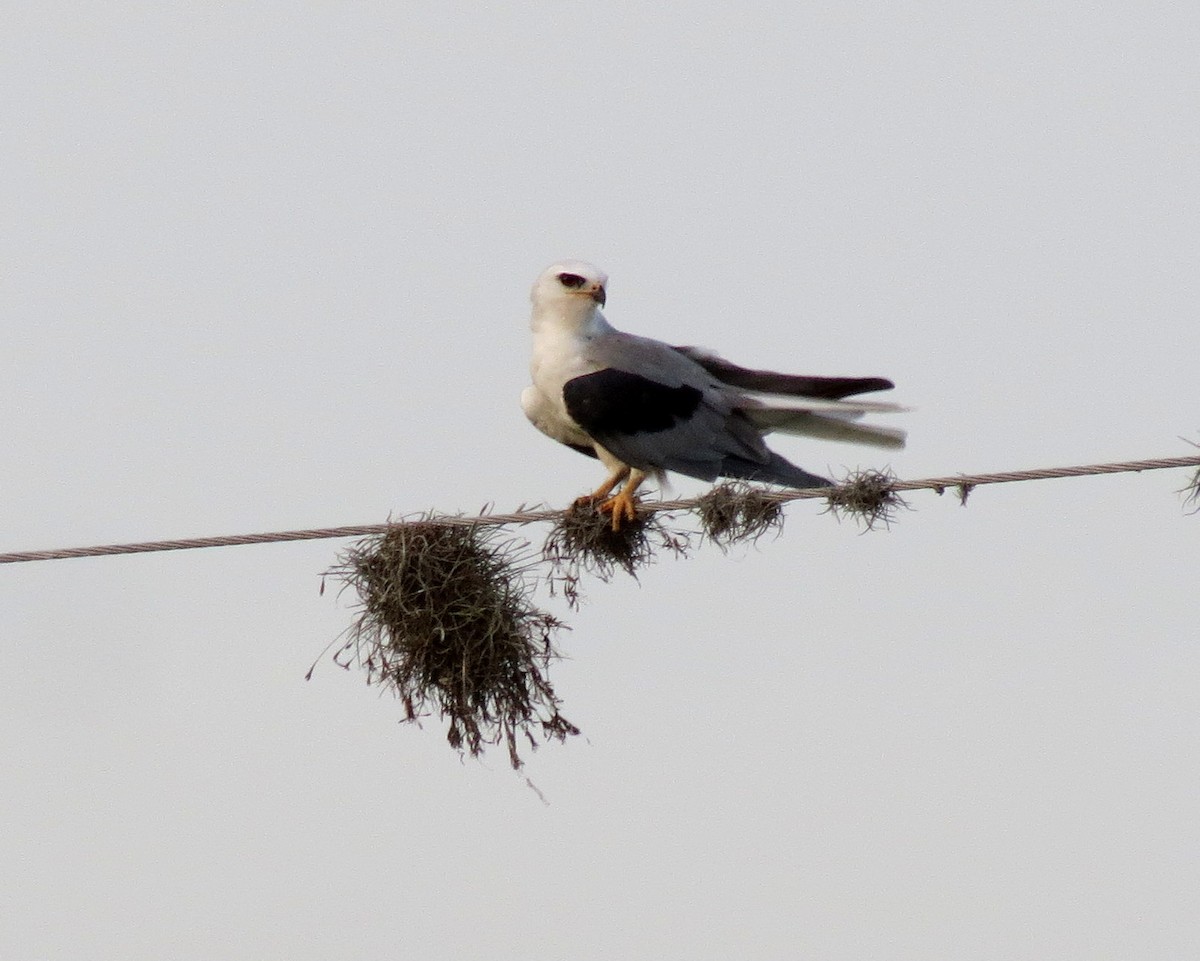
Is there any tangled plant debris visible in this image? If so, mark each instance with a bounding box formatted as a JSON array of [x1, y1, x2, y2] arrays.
[[1183, 468, 1200, 515], [695, 482, 786, 549], [322, 479, 890, 767], [823, 468, 909, 530], [542, 501, 691, 609], [329, 520, 577, 769], [317, 471, 944, 767]]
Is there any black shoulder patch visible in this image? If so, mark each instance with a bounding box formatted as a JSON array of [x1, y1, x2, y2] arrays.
[[563, 368, 703, 436]]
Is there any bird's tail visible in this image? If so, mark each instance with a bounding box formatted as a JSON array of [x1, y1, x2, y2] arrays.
[[720, 452, 833, 489], [745, 408, 907, 449]]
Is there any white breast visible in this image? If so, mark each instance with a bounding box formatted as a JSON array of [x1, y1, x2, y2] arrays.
[[529, 327, 599, 417], [521, 384, 594, 448]]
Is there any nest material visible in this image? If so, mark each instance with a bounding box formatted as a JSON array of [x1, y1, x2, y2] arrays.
[[542, 501, 690, 608], [823, 468, 909, 530], [694, 482, 786, 549], [1184, 467, 1200, 515], [331, 521, 577, 769]]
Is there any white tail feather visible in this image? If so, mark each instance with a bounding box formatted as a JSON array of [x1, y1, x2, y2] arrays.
[[743, 392, 910, 415], [745, 408, 907, 449]]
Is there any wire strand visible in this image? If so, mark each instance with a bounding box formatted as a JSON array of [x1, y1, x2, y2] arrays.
[[3, 453, 1198, 565]]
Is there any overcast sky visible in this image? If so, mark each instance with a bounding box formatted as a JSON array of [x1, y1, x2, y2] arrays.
[[3, 4, 1199, 959]]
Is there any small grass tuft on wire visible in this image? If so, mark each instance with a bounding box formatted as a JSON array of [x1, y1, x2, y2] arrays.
[[329, 519, 577, 769], [823, 468, 909, 530], [1182, 467, 1200, 515], [542, 501, 691, 607], [694, 482, 785, 550]]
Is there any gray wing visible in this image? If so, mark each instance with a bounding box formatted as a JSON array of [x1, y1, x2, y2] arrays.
[[562, 332, 796, 483]]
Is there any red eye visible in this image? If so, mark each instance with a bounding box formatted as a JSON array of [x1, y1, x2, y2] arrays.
[[558, 273, 586, 288]]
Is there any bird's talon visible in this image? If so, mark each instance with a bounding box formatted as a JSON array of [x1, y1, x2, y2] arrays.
[[598, 493, 639, 531]]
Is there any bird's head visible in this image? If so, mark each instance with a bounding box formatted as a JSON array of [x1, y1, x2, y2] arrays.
[[530, 261, 609, 327]]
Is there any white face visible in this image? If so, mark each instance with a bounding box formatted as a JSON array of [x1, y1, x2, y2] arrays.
[[531, 260, 609, 310]]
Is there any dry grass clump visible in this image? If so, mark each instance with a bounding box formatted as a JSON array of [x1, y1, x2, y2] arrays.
[[823, 468, 909, 530], [542, 501, 690, 608], [694, 482, 785, 549], [329, 520, 577, 769], [1183, 467, 1200, 515]]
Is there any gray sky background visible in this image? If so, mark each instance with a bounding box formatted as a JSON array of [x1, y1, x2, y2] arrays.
[[3, 4, 1199, 958]]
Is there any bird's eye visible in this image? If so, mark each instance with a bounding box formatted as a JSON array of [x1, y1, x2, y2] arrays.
[[557, 273, 586, 289]]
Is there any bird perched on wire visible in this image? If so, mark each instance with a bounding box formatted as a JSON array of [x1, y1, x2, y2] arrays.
[[522, 260, 906, 530]]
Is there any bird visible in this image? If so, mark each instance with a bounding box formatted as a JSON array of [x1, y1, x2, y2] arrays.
[[522, 260, 906, 530]]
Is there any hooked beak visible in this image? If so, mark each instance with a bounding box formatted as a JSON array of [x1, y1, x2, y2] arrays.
[[590, 285, 607, 307]]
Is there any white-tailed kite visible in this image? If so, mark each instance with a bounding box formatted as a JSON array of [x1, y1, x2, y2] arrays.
[[523, 260, 906, 529]]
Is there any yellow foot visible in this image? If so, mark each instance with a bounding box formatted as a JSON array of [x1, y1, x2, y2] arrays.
[[572, 469, 630, 511], [598, 489, 639, 531]]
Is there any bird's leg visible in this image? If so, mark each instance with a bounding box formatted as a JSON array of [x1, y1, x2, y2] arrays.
[[598, 469, 648, 531], [573, 466, 630, 509]]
